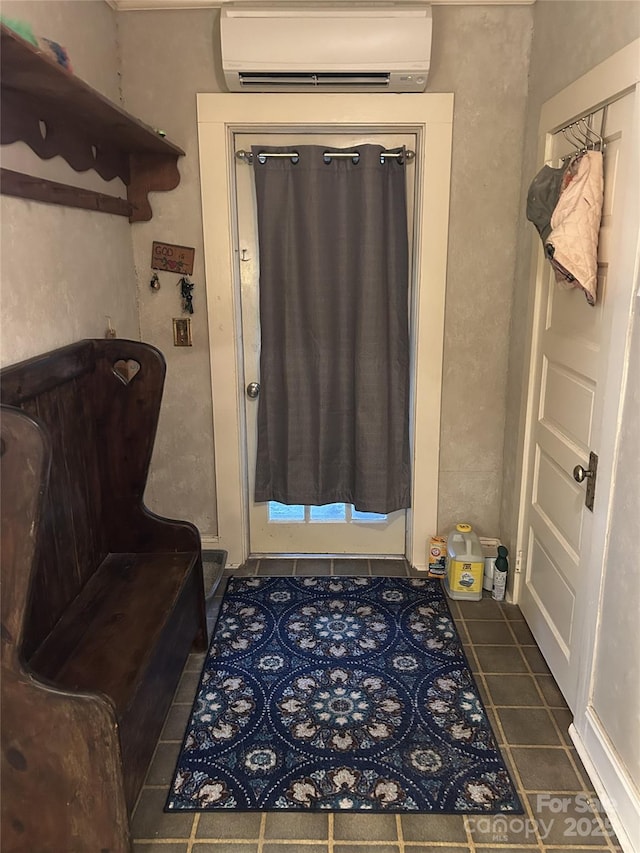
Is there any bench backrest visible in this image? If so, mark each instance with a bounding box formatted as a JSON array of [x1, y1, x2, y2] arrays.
[[0, 339, 166, 660]]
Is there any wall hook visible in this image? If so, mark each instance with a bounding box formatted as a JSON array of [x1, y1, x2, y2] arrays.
[[178, 276, 195, 314]]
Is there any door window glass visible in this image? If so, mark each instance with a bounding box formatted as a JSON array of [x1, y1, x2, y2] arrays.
[[268, 502, 387, 523]]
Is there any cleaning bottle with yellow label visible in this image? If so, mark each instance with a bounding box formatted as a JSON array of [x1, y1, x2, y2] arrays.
[[444, 523, 484, 601]]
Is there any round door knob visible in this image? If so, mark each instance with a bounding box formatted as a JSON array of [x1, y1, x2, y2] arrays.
[[246, 382, 260, 399], [573, 465, 593, 483]]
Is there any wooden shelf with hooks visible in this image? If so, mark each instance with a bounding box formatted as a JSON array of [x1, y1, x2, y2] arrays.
[[0, 24, 185, 222]]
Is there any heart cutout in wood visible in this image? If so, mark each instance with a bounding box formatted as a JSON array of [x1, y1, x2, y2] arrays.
[[112, 359, 141, 386]]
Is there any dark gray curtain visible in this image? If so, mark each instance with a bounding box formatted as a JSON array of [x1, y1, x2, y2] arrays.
[[252, 144, 411, 514]]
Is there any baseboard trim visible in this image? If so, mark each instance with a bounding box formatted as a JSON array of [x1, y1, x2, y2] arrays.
[[570, 713, 639, 853]]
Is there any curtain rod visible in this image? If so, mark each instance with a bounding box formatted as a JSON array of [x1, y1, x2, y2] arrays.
[[235, 148, 416, 165]]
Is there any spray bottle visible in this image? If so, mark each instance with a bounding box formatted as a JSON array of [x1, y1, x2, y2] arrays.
[[492, 545, 509, 602]]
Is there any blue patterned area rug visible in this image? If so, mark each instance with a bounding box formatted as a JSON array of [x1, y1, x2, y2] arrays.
[[166, 576, 522, 813]]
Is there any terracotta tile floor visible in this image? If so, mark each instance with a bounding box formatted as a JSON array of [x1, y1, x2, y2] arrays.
[[132, 558, 621, 852]]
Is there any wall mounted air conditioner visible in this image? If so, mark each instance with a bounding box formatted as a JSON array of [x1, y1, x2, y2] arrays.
[[220, 4, 432, 93]]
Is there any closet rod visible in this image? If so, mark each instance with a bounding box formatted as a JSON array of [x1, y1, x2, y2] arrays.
[[235, 148, 415, 164]]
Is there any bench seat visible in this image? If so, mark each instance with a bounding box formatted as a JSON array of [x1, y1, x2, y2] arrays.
[[31, 552, 198, 705], [1, 340, 208, 852]]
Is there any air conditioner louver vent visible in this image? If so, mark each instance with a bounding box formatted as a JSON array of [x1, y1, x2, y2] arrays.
[[239, 72, 391, 89]]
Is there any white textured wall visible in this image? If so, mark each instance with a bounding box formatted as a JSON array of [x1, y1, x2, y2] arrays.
[[117, 5, 532, 542], [1, 201, 138, 365], [0, 0, 139, 367], [591, 319, 640, 791], [428, 5, 532, 536], [118, 11, 219, 539]]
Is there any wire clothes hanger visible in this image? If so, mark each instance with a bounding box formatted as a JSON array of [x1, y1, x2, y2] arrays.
[[558, 111, 605, 163]]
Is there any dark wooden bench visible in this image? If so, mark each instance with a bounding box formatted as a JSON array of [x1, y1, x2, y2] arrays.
[[1, 339, 207, 853]]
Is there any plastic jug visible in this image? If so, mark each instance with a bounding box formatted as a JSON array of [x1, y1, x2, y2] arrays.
[[444, 523, 484, 601]]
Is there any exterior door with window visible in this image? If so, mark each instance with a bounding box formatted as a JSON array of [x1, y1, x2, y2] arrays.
[[197, 94, 453, 568], [235, 132, 415, 555]]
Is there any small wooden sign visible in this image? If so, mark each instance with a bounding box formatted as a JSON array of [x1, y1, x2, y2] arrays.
[[151, 241, 195, 275]]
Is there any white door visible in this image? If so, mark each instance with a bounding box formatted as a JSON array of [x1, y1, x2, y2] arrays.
[[234, 132, 414, 555], [519, 90, 636, 711]]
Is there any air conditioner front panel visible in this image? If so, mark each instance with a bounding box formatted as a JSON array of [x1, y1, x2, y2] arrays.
[[221, 5, 431, 92]]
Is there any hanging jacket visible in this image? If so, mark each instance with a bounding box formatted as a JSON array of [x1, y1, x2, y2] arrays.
[[544, 151, 604, 306], [526, 160, 570, 243]]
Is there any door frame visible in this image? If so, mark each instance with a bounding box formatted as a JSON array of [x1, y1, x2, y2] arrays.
[[236, 129, 416, 557], [514, 40, 639, 850], [197, 93, 454, 568]]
